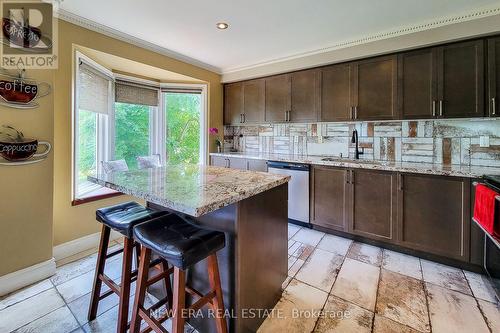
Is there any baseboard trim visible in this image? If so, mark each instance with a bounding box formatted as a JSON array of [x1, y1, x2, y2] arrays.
[[0, 258, 56, 296], [53, 230, 122, 262]]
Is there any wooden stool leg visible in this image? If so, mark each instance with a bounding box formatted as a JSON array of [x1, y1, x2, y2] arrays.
[[117, 237, 134, 333], [208, 254, 228, 333], [161, 261, 173, 311], [172, 267, 186, 333], [130, 247, 152, 333], [134, 242, 141, 269], [88, 225, 111, 321]]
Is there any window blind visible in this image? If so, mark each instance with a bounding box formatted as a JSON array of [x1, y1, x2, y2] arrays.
[[78, 62, 112, 115], [115, 80, 159, 106], [161, 87, 202, 94]]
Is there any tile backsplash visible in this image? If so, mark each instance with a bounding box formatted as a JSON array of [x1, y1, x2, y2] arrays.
[[223, 119, 500, 167]]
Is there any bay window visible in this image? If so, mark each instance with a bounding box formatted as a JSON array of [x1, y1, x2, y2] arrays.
[[72, 52, 207, 203]]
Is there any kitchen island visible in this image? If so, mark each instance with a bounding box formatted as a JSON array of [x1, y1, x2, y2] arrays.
[[89, 164, 290, 333]]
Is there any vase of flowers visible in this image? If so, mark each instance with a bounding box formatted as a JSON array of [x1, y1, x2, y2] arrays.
[[209, 127, 222, 152]]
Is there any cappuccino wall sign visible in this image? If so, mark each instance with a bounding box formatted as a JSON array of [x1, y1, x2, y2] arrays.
[[0, 70, 50, 108], [0, 125, 51, 165]]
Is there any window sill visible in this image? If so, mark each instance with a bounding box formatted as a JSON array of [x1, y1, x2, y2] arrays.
[[72, 187, 123, 206]]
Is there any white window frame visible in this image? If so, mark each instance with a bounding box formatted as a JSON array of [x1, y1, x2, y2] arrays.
[[160, 83, 208, 165], [72, 51, 114, 200], [72, 53, 209, 201]]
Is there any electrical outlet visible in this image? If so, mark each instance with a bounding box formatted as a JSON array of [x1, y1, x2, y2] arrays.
[[480, 136, 490, 148], [318, 135, 323, 143]]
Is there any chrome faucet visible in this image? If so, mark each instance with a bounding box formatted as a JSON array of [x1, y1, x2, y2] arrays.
[[351, 129, 364, 159]]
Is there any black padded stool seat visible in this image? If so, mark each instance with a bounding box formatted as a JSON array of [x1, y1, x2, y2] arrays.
[[133, 214, 225, 270], [96, 201, 168, 238]]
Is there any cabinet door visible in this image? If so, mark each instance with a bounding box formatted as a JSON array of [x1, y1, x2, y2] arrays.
[[247, 159, 267, 172], [265, 74, 290, 122], [320, 64, 353, 121], [398, 49, 437, 119], [488, 37, 500, 117], [311, 166, 349, 231], [437, 40, 484, 118], [353, 55, 398, 120], [290, 69, 319, 122], [243, 79, 265, 123], [211, 156, 228, 167], [398, 174, 470, 261], [224, 83, 243, 125], [228, 157, 247, 170], [349, 169, 397, 241]]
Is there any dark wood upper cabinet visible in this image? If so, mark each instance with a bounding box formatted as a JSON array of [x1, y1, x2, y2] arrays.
[[398, 49, 437, 119], [265, 74, 290, 122], [311, 166, 349, 231], [353, 55, 398, 120], [289, 69, 319, 122], [488, 37, 500, 117], [224, 82, 243, 125], [398, 174, 470, 261], [437, 40, 484, 118], [243, 79, 265, 123], [349, 169, 397, 242], [320, 64, 353, 121]]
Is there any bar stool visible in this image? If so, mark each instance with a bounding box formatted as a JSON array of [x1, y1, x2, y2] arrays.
[[88, 201, 171, 333], [130, 213, 228, 333]]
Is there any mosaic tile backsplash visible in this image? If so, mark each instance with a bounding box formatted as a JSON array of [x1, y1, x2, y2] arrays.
[[223, 119, 500, 167]]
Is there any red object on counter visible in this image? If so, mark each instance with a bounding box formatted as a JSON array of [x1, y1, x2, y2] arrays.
[[474, 184, 500, 238]]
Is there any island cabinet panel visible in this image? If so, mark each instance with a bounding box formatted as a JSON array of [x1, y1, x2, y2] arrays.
[[224, 82, 243, 125], [289, 69, 320, 122], [320, 63, 353, 122], [352, 55, 398, 120], [311, 166, 349, 231], [265, 74, 290, 122], [398, 48, 437, 119], [397, 173, 470, 261], [437, 40, 484, 118], [243, 79, 265, 123], [348, 169, 397, 241], [247, 159, 268, 172], [488, 37, 500, 117]]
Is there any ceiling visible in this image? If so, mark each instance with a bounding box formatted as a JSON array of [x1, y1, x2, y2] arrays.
[[78, 46, 202, 83], [59, 0, 500, 74]]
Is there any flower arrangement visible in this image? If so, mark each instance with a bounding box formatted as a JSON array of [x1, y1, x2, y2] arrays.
[[209, 127, 222, 152]]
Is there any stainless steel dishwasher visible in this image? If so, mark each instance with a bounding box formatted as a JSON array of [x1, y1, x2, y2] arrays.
[[268, 161, 310, 226]]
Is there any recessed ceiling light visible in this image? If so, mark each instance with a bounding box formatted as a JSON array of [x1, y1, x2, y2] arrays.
[[216, 22, 229, 30]]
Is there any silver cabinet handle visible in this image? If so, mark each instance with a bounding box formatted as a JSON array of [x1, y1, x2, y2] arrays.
[[349, 107, 353, 120], [226, 158, 230, 168], [493, 97, 496, 116], [439, 100, 443, 117], [240, 114, 243, 123], [354, 106, 358, 119], [432, 101, 436, 117], [284, 111, 288, 122], [242, 114, 246, 123], [288, 110, 291, 122], [398, 173, 403, 191]]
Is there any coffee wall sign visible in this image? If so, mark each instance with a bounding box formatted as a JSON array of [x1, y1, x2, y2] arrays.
[[0, 70, 50, 108], [0, 125, 51, 165]]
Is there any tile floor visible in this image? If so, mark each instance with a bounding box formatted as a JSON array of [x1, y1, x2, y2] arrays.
[[0, 225, 498, 333]]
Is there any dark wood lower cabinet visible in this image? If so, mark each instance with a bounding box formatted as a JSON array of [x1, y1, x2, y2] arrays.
[[349, 169, 397, 242], [398, 173, 470, 261], [310, 165, 474, 265], [311, 166, 348, 231]]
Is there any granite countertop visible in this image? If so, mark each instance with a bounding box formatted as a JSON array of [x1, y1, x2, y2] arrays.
[[88, 164, 290, 217], [210, 152, 500, 178]]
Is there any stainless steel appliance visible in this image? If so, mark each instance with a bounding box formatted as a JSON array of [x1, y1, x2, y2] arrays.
[[268, 161, 310, 226], [473, 175, 500, 304]]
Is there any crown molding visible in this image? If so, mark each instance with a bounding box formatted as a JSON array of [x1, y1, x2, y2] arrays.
[[221, 4, 500, 74], [55, 9, 222, 74], [56, 4, 500, 77]]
